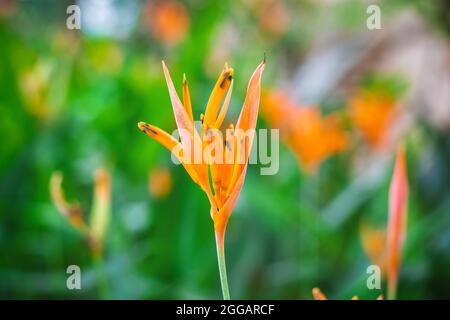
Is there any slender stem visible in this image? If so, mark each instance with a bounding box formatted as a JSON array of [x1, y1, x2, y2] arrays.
[[92, 251, 110, 299], [215, 231, 230, 300]]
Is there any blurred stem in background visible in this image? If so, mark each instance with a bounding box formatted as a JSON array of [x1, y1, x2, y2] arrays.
[[92, 252, 110, 299], [215, 231, 230, 300]]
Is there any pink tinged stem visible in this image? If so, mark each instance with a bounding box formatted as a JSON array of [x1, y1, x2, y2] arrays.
[[386, 146, 409, 300]]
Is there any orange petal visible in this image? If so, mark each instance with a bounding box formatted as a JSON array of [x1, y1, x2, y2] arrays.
[[161, 61, 200, 156], [235, 59, 266, 133], [161, 62, 211, 192], [217, 126, 236, 204], [182, 73, 194, 122], [225, 134, 244, 197], [213, 79, 234, 129], [138, 121, 200, 185], [138, 121, 179, 153], [226, 59, 265, 194], [386, 145, 409, 299], [213, 163, 248, 238], [203, 63, 234, 129], [203, 129, 225, 204]]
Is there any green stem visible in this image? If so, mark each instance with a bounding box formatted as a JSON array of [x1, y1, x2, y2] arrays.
[[215, 231, 230, 300], [92, 252, 110, 299]]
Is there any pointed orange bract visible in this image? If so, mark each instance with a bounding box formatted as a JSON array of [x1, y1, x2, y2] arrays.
[[138, 60, 265, 243], [386, 146, 409, 299], [359, 146, 409, 299], [262, 90, 347, 173]]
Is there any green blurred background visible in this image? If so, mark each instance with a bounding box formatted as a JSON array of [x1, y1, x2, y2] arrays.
[[1, 0, 450, 299]]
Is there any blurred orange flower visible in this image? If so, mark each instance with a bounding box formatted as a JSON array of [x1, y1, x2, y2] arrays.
[[262, 90, 347, 172], [349, 90, 398, 149], [145, 0, 190, 46], [148, 166, 172, 199], [255, 0, 290, 38]]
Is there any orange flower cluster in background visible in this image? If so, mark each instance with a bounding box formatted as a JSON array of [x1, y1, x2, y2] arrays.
[[349, 90, 399, 149], [262, 90, 347, 172], [145, 0, 190, 46]]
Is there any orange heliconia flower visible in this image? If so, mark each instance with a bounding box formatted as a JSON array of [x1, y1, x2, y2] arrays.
[[138, 59, 265, 245], [312, 287, 383, 300], [145, 0, 190, 46], [138, 59, 265, 299], [386, 145, 409, 299], [148, 166, 173, 199], [262, 90, 347, 172], [349, 90, 398, 149]]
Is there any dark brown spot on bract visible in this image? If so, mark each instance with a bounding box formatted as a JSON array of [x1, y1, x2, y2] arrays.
[[219, 72, 232, 89], [144, 124, 158, 135]]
